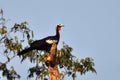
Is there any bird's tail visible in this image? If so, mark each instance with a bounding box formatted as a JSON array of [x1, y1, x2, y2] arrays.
[[17, 47, 32, 55]]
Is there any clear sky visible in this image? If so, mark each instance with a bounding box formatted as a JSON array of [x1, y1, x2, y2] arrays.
[[0, 0, 120, 80]]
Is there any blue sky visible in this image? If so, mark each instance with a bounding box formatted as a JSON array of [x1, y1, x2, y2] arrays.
[[0, 0, 120, 80]]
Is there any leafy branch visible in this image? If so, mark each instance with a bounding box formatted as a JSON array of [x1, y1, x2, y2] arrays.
[[0, 9, 33, 80]]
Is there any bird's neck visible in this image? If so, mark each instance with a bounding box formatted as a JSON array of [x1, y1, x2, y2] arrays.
[[55, 30, 60, 42]]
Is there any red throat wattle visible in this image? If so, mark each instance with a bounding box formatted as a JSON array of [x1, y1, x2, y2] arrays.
[[57, 27, 61, 31]]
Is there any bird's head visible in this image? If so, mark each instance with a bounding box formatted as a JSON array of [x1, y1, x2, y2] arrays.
[[56, 24, 64, 31]]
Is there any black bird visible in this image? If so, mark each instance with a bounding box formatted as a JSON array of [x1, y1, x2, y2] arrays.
[[17, 24, 64, 55]]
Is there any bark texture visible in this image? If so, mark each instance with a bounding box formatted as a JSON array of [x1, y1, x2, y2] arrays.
[[45, 42, 60, 80]]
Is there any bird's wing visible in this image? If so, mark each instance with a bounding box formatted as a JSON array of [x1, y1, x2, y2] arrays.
[[30, 39, 45, 46], [45, 39, 57, 44], [44, 36, 58, 44], [30, 35, 58, 45]]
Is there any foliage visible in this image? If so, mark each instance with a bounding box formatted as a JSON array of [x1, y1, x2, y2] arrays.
[[0, 9, 96, 80], [0, 64, 20, 80], [0, 9, 33, 80], [57, 44, 96, 79]]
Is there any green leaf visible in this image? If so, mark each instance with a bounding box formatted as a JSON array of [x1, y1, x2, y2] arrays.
[[32, 31, 34, 38], [72, 73, 76, 80], [0, 9, 3, 14], [0, 27, 6, 34], [90, 67, 97, 73]]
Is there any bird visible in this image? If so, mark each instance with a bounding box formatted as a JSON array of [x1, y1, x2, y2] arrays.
[[17, 24, 64, 55]]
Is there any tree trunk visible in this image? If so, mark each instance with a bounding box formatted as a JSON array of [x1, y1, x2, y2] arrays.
[[48, 65, 60, 80], [45, 42, 60, 80]]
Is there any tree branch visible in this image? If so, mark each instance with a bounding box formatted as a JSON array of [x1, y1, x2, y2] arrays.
[[44, 42, 60, 80]]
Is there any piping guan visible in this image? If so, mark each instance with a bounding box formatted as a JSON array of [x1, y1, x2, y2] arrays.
[[17, 24, 64, 55]]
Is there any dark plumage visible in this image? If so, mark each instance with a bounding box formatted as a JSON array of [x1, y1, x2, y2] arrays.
[[17, 24, 64, 55]]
